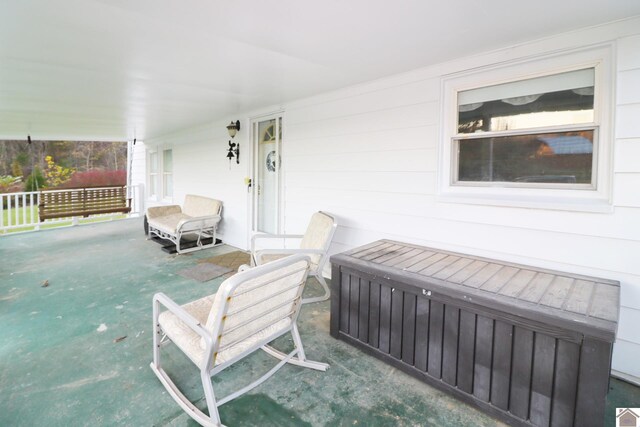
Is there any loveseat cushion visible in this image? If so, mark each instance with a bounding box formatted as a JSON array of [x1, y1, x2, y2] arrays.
[[147, 213, 191, 235]]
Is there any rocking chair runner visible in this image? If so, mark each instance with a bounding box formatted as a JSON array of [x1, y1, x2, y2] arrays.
[[249, 211, 337, 304], [150, 255, 328, 427]]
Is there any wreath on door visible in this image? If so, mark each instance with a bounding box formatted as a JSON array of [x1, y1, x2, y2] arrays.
[[266, 150, 277, 172]]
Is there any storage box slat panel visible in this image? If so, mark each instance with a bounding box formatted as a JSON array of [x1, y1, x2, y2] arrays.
[[394, 250, 436, 270], [449, 260, 488, 284], [406, 252, 447, 273], [480, 266, 519, 292], [456, 310, 476, 394], [419, 255, 460, 277], [386, 248, 425, 267], [565, 280, 595, 315], [361, 244, 402, 261], [463, 263, 503, 288], [414, 297, 429, 372], [510, 326, 535, 420], [539, 276, 575, 307], [551, 340, 580, 426], [358, 279, 370, 343], [401, 292, 416, 365], [427, 301, 444, 378], [442, 306, 460, 387], [390, 289, 404, 359], [376, 246, 414, 265], [520, 273, 555, 303], [574, 338, 612, 426], [339, 273, 350, 334], [347, 241, 388, 258], [490, 320, 513, 411], [379, 284, 392, 354], [433, 257, 474, 280], [589, 283, 620, 321], [530, 333, 556, 426], [473, 315, 494, 402], [499, 269, 537, 297], [368, 281, 381, 348], [349, 277, 360, 337]]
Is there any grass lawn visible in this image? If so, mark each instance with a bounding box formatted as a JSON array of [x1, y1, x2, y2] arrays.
[[1, 206, 38, 231], [1, 206, 127, 234]]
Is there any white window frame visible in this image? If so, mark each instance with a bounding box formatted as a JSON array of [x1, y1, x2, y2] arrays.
[[438, 44, 614, 212], [147, 148, 159, 201], [146, 145, 173, 203], [162, 148, 173, 201]]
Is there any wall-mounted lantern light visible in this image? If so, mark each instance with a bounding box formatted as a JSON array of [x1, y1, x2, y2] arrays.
[[226, 120, 240, 164]]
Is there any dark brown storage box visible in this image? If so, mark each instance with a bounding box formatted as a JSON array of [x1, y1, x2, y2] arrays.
[[330, 240, 620, 427]]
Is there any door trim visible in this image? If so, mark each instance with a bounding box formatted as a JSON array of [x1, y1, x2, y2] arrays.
[[249, 112, 284, 242]]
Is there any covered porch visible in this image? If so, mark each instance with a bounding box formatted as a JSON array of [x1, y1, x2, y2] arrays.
[[3, 1, 640, 425], [1, 219, 638, 425]]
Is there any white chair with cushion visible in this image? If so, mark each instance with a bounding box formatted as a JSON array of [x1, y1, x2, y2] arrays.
[[146, 194, 222, 254], [150, 255, 328, 427], [248, 211, 337, 304]]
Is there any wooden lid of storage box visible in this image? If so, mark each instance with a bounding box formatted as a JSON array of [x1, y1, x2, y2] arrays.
[[330, 240, 620, 342]]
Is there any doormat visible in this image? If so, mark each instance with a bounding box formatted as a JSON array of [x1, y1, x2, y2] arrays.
[[199, 251, 251, 276], [177, 263, 232, 282]]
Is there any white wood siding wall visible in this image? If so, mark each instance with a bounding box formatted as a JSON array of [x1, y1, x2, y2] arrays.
[[149, 18, 640, 381], [611, 33, 640, 382]]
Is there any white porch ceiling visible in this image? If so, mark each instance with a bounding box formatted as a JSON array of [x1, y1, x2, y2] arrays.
[[1, 0, 639, 141]]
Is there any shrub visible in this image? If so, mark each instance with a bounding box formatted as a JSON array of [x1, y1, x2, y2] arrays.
[[44, 155, 75, 188], [0, 175, 22, 193], [59, 169, 126, 188], [24, 167, 46, 192], [11, 160, 23, 179], [1, 176, 24, 209]]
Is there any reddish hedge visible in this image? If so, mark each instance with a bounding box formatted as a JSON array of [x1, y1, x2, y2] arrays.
[[58, 170, 126, 188]]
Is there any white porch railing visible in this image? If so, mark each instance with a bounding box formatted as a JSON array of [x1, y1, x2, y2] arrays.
[[0, 184, 144, 234]]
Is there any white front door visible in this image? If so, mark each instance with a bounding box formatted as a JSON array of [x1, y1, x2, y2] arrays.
[[252, 115, 282, 234]]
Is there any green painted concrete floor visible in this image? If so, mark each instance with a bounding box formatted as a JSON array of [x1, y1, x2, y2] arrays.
[[1, 218, 638, 427]]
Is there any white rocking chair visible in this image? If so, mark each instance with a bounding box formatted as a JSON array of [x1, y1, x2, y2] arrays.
[[249, 211, 337, 304], [150, 255, 328, 427]]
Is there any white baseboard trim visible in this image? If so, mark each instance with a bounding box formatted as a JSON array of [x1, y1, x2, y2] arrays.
[[612, 370, 640, 387]]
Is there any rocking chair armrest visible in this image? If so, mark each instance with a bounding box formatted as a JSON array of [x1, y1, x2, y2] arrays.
[[256, 248, 324, 256], [250, 233, 305, 252], [152, 293, 212, 344], [254, 248, 325, 266], [146, 205, 182, 219]]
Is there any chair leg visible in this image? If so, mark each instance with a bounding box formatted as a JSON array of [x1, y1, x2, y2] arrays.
[[152, 300, 161, 368], [150, 362, 223, 427], [201, 370, 222, 426], [175, 231, 183, 254], [301, 273, 331, 304]]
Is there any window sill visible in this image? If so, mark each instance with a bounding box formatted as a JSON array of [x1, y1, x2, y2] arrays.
[[437, 191, 613, 213]]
